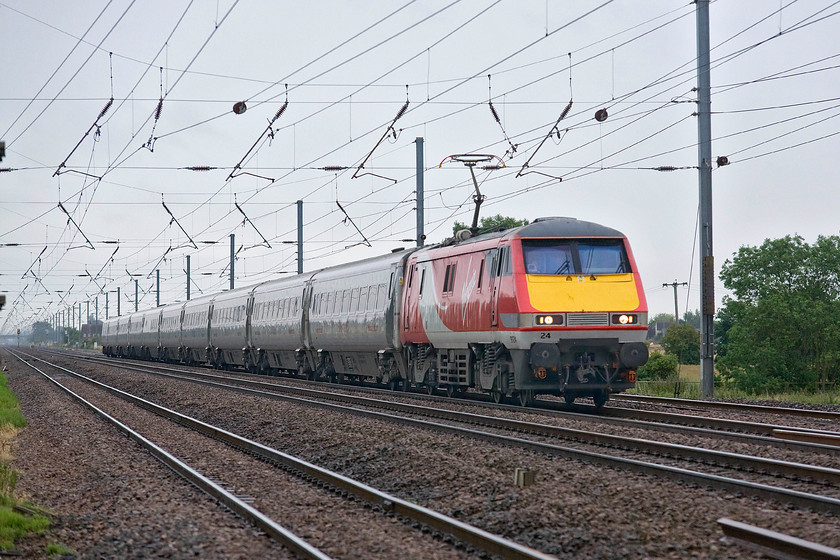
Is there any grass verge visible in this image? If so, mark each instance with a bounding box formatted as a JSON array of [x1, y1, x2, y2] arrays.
[[631, 364, 839, 405], [0, 364, 73, 555]]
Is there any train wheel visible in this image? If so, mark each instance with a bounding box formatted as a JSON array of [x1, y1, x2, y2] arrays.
[[387, 378, 400, 391], [490, 388, 503, 404], [564, 394, 576, 405], [445, 385, 456, 398], [424, 383, 435, 395], [593, 390, 609, 409], [517, 390, 535, 407]]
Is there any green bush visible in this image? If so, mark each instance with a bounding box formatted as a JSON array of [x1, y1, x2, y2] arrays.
[[662, 324, 701, 364], [637, 352, 678, 380]]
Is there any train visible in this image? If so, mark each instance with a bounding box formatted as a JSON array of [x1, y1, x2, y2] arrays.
[[101, 217, 649, 407]]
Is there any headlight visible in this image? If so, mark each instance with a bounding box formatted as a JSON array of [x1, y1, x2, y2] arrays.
[[611, 313, 638, 325], [535, 314, 563, 326]]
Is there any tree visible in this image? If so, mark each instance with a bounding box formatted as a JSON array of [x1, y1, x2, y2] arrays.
[[682, 309, 701, 330], [453, 214, 528, 235], [716, 234, 840, 393], [29, 321, 54, 345], [637, 352, 678, 380], [661, 323, 700, 364], [646, 312, 674, 341]]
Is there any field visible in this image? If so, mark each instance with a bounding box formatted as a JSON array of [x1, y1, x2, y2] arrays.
[[631, 362, 839, 405]]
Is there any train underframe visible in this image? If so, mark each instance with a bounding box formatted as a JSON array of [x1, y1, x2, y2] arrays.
[[398, 338, 645, 407], [105, 338, 645, 409]]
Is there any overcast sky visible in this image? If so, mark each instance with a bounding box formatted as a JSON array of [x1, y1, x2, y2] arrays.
[[2, 0, 839, 334]]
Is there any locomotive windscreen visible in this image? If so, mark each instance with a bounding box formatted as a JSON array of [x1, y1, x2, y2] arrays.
[[522, 239, 630, 275]]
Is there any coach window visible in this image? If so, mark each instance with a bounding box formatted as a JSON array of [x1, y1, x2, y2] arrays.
[[373, 284, 382, 309], [477, 259, 484, 291], [419, 268, 426, 295], [366, 286, 375, 311], [487, 249, 499, 278], [359, 287, 368, 312], [500, 246, 512, 275], [442, 263, 457, 295], [351, 288, 360, 313]]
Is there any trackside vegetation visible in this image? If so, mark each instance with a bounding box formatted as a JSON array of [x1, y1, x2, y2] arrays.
[[717, 234, 840, 394], [635, 233, 840, 402], [0, 367, 73, 556]]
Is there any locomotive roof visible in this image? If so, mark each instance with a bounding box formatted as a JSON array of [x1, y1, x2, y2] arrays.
[[515, 217, 625, 239], [440, 216, 626, 248]]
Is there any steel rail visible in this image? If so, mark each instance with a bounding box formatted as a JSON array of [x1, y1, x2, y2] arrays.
[[51, 351, 840, 484], [774, 430, 840, 448], [136, 367, 840, 486], [598, 405, 840, 438], [7, 350, 334, 560], [19, 351, 559, 560], [718, 518, 840, 560], [47, 352, 840, 466], [40, 351, 840, 515], [68, 351, 840, 457], [67, 352, 840, 448], [614, 393, 840, 421]]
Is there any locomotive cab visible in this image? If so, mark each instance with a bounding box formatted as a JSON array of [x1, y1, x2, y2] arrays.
[[507, 219, 648, 405]]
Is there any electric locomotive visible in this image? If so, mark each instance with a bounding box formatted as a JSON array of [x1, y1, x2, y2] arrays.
[[400, 217, 648, 406]]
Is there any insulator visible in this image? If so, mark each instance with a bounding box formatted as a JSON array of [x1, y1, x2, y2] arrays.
[[655, 166, 677, 172], [322, 166, 347, 171], [98, 98, 114, 120], [395, 101, 409, 120], [185, 166, 215, 171], [488, 101, 501, 123], [154, 98, 164, 121], [0, 168, 12, 173], [273, 101, 288, 121], [559, 100, 573, 120]]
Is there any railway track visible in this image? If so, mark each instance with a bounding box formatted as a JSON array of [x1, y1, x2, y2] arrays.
[[613, 393, 840, 421], [9, 349, 556, 560], [60, 348, 840, 450], [68, 350, 840, 459], [44, 349, 840, 515], [718, 518, 840, 560]]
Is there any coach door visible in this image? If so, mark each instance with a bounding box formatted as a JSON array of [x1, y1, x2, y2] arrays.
[[487, 248, 500, 327], [402, 261, 416, 332]]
